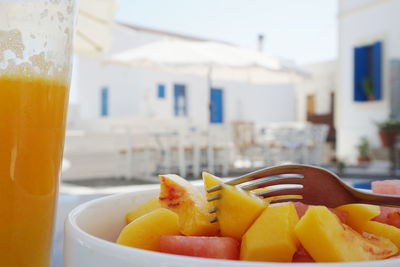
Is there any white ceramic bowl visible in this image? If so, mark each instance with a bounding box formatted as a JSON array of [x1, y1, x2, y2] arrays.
[[64, 187, 400, 267]]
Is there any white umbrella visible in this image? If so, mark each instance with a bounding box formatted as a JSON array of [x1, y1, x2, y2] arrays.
[[108, 39, 307, 84], [74, 0, 118, 58]]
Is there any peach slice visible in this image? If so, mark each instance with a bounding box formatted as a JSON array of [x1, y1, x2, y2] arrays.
[[362, 221, 400, 249], [295, 206, 397, 262], [336, 204, 380, 232], [159, 174, 219, 236], [125, 197, 161, 224], [116, 208, 180, 251]]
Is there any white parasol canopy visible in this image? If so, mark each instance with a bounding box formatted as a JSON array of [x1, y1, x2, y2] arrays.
[[108, 39, 307, 84], [74, 0, 118, 58]]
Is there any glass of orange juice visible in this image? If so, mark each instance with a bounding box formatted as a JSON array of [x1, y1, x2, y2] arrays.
[[0, 0, 76, 266]]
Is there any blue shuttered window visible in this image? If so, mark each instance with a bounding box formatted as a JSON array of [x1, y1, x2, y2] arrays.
[[372, 42, 382, 100], [100, 87, 108, 117], [157, 84, 165, 99], [354, 41, 382, 101]]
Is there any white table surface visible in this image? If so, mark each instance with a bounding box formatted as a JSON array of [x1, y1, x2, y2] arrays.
[[51, 183, 160, 267], [52, 193, 106, 267]]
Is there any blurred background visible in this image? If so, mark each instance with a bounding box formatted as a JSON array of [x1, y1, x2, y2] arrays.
[[61, 0, 400, 191]]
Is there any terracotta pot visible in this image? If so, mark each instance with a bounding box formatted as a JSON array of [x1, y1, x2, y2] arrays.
[[357, 156, 371, 164], [379, 130, 398, 147]]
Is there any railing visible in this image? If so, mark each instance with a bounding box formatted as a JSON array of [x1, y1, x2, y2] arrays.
[[62, 119, 329, 181]]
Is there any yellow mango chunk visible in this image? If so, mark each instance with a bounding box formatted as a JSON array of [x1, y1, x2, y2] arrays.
[[217, 184, 267, 240], [336, 204, 380, 232], [125, 197, 161, 224], [159, 174, 219, 236], [362, 221, 400, 249], [295, 206, 397, 262], [202, 172, 222, 209], [116, 208, 180, 251], [241, 202, 299, 262]]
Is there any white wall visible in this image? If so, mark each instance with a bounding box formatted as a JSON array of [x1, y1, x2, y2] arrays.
[[75, 23, 189, 120], [73, 22, 298, 129], [222, 82, 296, 124], [337, 0, 400, 162], [297, 60, 336, 121]]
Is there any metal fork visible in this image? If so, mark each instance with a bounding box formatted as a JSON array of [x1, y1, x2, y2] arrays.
[[207, 164, 400, 218]]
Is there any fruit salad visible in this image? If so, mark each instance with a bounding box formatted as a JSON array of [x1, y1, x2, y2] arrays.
[[115, 172, 400, 263]]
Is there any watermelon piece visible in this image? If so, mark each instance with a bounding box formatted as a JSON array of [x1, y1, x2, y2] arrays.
[[293, 202, 348, 224], [387, 210, 400, 228], [292, 245, 315, 262], [372, 180, 400, 195], [374, 207, 400, 228], [330, 208, 349, 224], [374, 207, 394, 223], [372, 180, 400, 228], [159, 235, 240, 260], [294, 202, 309, 218]]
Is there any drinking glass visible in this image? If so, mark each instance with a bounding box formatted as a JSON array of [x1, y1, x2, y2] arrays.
[[0, 0, 76, 266]]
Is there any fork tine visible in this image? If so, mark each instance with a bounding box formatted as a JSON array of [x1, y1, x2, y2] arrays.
[[208, 207, 217, 213], [206, 176, 251, 193], [207, 193, 221, 202], [210, 217, 218, 223], [207, 164, 307, 193], [269, 196, 303, 204], [241, 176, 303, 191], [256, 187, 303, 198], [207, 184, 223, 193]]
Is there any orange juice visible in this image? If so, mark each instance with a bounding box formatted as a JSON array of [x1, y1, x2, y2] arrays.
[[0, 76, 69, 267]]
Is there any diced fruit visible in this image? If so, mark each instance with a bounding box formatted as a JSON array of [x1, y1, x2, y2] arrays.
[[294, 202, 309, 218], [159, 174, 218, 236], [241, 202, 299, 262], [125, 197, 161, 223], [372, 180, 400, 228], [362, 221, 400, 248], [374, 207, 400, 229], [116, 208, 180, 251], [294, 202, 348, 224], [217, 184, 267, 240], [336, 204, 380, 232], [116, 173, 400, 264], [159, 235, 240, 260], [329, 209, 348, 224], [387, 210, 400, 228], [374, 206, 394, 223], [372, 180, 400, 195], [202, 172, 222, 209], [360, 232, 399, 260], [292, 245, 315, 263], [295, 206, 398, 262]]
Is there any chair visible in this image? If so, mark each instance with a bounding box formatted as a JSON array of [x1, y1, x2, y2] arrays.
[[303, 124, 329, 165], [205, 124, 233, 176]]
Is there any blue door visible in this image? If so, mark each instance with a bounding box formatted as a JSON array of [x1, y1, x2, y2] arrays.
[[174, 84, 187, 117], [210, 88, 224, 123], [100, 87, 108, 117]]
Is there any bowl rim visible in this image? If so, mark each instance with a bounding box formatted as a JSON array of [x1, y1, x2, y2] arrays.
[[65, 188, 400, 266]]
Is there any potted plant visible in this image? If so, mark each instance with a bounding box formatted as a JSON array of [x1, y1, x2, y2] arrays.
[[356, 136, 371, 164], [375, 116, 400, 147]]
